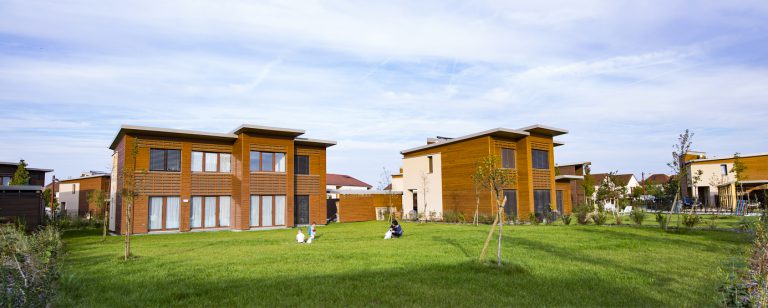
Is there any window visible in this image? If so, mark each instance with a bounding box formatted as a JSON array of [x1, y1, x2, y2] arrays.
[[501, 148, 515, 169], [533, 190, 551, 219], [220, 154, 231, 173], [191, 197, 202, 228], [428, 156, 433, 173], [250, 151, 286, 172], [191, 152, 203, 172], [721, 164, 728, 175], [149, 149, 181, 172], [204, 196, 217, 227], [204, 153, 218, 172], [219, 196, 231, 227], [191, 196, 231, 229], [556, 190, 564, 214], [250, 195, 287, 227], [532, 150, 549, 169], [148, 196, 180, 230], [1, 176, 11, 186], [295, 155, 309, 175], [503, 190, 517, 217]]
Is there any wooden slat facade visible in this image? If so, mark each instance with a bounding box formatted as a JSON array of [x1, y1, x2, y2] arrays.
[[337, 193, 403, 223]]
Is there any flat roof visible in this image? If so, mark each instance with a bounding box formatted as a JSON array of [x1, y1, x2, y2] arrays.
[[0, 162, 53, 173], [688, 152, 768, 164], [230, 124, 305, 137], [0, 185, 44, 191], [295, 137, 337, 148], [401, 127, 531, 155], [555, 175, 584, 181], [519, 124, 569, 137], [59, 174, 110, 182], [329, 189, 403, 195], [555, 161, 591, 167], [109, 125, 237, 149]]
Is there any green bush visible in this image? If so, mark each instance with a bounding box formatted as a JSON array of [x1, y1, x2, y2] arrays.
[[573, 203, 593, 225], [682, 214, 701, 228], [55, 215, 102, 230], [476, 213, 495, 224], [560, 214, 572, 225], [442, 211, 465, 223], [529, 213, 539, 225], [630, 208, 646, 225], [592, 211, 608, 226], [656, 212, 668, 229], [0, 225, 63, 307]]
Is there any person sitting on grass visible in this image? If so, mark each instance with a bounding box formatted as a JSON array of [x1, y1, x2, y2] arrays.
[[306, 222, 317, 244], [389, 220, 403, 238], [296, 229, 306, 243]]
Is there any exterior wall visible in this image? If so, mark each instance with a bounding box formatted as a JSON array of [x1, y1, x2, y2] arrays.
[[57, 182, 80, 217], [0, 188, 44, 229], [401, 153, 443, 218], [0, 165, 47, 186], [58, 176, 111, 218], [555, 181, 573, 214], [390, 174, 403, 191], [625, 176, 640, 195], [112, 130, 329, 234], [337, 193, 403, 222], [688, 160, 735, 207]]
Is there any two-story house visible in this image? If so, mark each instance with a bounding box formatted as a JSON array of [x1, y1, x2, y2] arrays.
[[108, 125, 335, 234], [390, 125, 569, 222], [684, 151, 768, 210], [57, 171, 111, 218]]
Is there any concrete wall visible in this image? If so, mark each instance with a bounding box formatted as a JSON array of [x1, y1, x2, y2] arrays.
[[689, 162, 733, 207], [57, 182, 80, 217], [400, 153, 443, 219]]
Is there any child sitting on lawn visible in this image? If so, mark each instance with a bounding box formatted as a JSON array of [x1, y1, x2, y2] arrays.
[[389, 220, 403, 238], [296, 229, 306, 243]]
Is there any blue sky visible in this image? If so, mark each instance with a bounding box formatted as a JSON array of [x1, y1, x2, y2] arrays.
[[1, 0, 767, 185]]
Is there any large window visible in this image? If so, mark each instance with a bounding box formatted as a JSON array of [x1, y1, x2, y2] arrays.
[[148, 196, 180, 230], [191, 196, 231, 229], [501, 148, 515, 169], [533, 190, 551, 219], [503, 190, 517, 217], [532, 150, 549, 169], [295, 155, 309, 175], [250, 195, 286, 227], [250, 151, 286, 172], [191, 152, 231, 172], [150, 149, 181, 172], [556, 190, 564, 214]]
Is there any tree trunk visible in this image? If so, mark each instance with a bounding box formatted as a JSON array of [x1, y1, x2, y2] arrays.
[[496, 207, 503, 267], [479, 214, 498, 262], [124, 201, 132, 260], [474, 194, 480, 226], [102, 209, 109, 242]]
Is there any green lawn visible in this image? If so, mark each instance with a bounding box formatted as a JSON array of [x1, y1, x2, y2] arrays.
[[56, 221, 750, 307]]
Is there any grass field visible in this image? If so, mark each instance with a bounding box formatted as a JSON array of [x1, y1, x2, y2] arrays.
[[56, 221, 751, 307]]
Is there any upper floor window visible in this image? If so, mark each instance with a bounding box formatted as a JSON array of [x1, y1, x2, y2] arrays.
[[721, 164, 728, 175], [501, 148, 515, 169], [1, 176, 11, 186], [428, 156, 433, 173], [150, 149, 181, 172], [192, 152, 231, 172], [532, 150, 549, 169], [295, 155, 309, 175], [250, 151, 286, 172]]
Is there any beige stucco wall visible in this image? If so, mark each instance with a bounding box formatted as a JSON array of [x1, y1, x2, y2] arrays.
[[688, 161, 734, 206], [57, 182, 80, 217], [400, 153, 443, 219]]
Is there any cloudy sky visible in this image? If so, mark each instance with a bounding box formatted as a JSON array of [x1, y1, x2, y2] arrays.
[[1, 1, 767, 185]]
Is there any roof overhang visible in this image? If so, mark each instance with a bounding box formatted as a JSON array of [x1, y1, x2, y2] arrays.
[[687, 152, 768, 164], [555, 161, 591, 167], [230, 124, 305, 138], [555, 175, 584, 181], [0, 162, 53, 173], [0, 185, 43, 191], [519, 124, 569, 137], [59, 174, 111, 182], [553, 140, 565, 147], [329, 189, 403, 195], [401, 128, 530, 155], [109, 125, 237, 150], [295, 137, 336, 148]]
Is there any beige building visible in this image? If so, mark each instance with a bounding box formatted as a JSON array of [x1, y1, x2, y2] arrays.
[[685, 151, 768, 210]]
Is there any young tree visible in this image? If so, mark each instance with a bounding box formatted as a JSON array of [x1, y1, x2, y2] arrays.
[[690, 169, 704, 213], [10, 159, 31, 185], [87, 189, 109, 242], [377, 167, 394, 223], [42, 188, 58, 209], [122, 138, 140, 260], [471, 162, 487, 226], [732, 152, 748, 207], [666, 129, 694, 230], [420, 172, 430, 221], [475, 155, 517, 267], [580, 165, 595, 207]]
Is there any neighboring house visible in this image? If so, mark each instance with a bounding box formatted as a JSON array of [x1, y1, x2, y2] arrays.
[[56, 171, 110, 218], [326, 173, 372, 198], [0, 161, 51, 186], [392, 125, 571, 221], [641, 174, 671, 187], [589, 173, 639, 210], [334, 191, 403, 223], [684, 151, 768, 210], [0, 162, 52, 229], [108, 124, 335, 235], [555, 161, 591, 206]]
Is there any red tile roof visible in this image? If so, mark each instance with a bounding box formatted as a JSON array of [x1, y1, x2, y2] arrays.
[[641, 174, 670, 185], [327, 174, 372, 189]]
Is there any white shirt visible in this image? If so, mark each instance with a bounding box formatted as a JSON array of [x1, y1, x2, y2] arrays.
[[296, 232, 305, 243]]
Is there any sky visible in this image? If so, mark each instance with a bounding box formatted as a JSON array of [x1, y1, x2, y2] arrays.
[[1, 0, 767, 186]]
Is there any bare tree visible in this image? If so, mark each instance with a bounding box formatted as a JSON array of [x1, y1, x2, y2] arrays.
[[471, 162, 485, 226], [420, 172, 429, 221], [122, 138, 140, 260], [666, 129, 694, 230], [87, 189, 109, 242], [475, 155, 517, 267], [377, 167, 394, 223]]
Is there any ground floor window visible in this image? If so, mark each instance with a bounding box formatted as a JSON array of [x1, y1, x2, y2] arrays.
[[295, 195, 309, 225], [503, 190, 517, 218], [149, 196, 180, 231], [533, 190, 551, 219], [250, 195, 286, 227], [556, 190, 564, 214], [191, 196, 231, 229]]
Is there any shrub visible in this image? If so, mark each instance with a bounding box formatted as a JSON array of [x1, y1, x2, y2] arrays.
[[707, 214, 718, 230], [573, 203, 593, 225], [613, 211, 622, 225], [0, 225, 63, 307], [529, 213, 539, 225], [630, 208, 646, 225], [682, 214, 701, 228], [476, 213, 495, 224], [442, 211, 465, 224], [55, 215, 102, 230], [592, 211, 608, 226], [544, 210, 556, 225], [656, 212, 668, 229], [560, 214, 572, 225]]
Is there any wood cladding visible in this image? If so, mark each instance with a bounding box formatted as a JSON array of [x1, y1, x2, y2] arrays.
[[249, 173, 287, 194], [296, 175, 320, 195], [338, 193, 403, 222], [135, 172, 181, 195], [191, 173, 232, 195], [532, 169, 552, 188], [250, 144, 286, 152]]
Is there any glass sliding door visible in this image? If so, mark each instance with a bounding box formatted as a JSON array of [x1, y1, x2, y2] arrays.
[[191, 197, 202, 228], [219, 196, 231, 227], [148, 197, 163, 230], [204, 196, 217, 228], [166, 197, 180, 229], [262, 196, 273, 227], [250, 195, 260, 227], [274, 196, 286, 225]]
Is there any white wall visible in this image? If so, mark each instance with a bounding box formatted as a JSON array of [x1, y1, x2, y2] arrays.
[[689, 162, 734, 206], [109, 151, 118, 231], [58, 182, 80, 217], [400, 153, 443, 219]]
